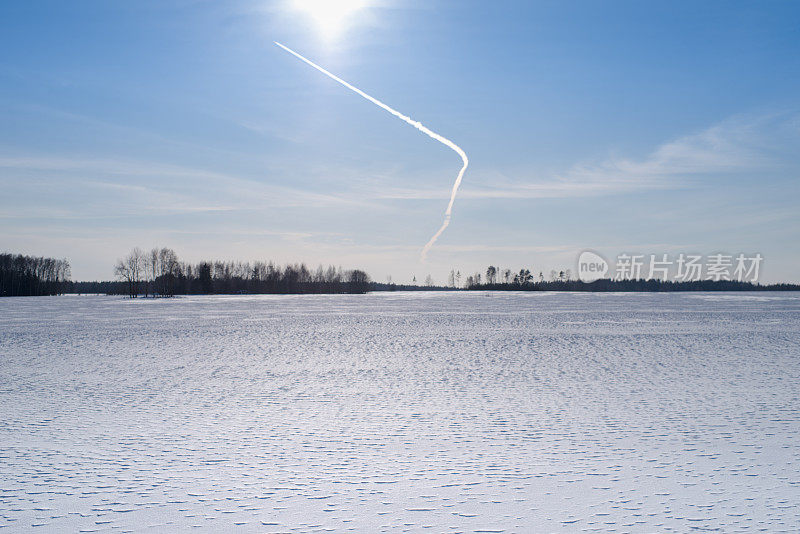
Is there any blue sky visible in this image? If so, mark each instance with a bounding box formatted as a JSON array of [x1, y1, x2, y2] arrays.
[[1, 0, 799, 282]]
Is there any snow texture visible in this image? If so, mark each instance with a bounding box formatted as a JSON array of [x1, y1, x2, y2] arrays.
[[1, 292, 799, 532]]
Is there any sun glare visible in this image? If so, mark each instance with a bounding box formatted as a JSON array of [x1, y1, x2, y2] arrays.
[[292, 0, 368, 38]]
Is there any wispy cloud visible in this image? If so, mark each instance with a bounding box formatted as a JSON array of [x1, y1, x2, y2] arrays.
[[371, 111, 800, 201], [0, 154, 374, 219]]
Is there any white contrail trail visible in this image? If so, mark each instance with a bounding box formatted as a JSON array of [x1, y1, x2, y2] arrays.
[[274, 41, 468, 262]]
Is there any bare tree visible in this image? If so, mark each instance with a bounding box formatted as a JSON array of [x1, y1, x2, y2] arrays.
[[157, 248, 179, 296], [486, 266, 497, 285], [516, 269, 532, 285], [347, 269, 370, 293], [148, 248, 159, 297], [114, 247, 144, 298]]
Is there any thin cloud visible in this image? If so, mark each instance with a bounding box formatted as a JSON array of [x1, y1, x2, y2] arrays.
[[0, 154, 373, 217], [371, 111, 799, 201]]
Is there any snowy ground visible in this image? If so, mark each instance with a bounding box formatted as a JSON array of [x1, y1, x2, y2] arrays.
[[1, 292, 799, 533]]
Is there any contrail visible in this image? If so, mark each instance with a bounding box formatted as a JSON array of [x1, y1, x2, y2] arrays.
[[274, 41, 468, 262]]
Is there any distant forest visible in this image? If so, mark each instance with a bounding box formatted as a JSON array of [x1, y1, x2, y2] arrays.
[[4, 252, 800, 297], [104, 247, 371, 297], [468, 279, 800, 292], [0, 253, 71, 296], [459, 266, 800, 292]]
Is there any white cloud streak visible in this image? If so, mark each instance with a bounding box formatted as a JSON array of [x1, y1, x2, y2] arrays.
[[274, 41, 468, 262]]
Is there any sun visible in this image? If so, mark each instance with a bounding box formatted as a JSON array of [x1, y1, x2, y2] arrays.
[[292, 0, 369, 39]]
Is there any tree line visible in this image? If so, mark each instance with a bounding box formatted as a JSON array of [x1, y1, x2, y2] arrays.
[[111, 247, 371, 297], [462, 265, 800, 291], [0, 253, 71, 296], [444, 266, 552, 288]]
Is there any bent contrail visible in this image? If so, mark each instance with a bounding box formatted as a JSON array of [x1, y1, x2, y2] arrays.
[[274, 41, 468, 262]]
